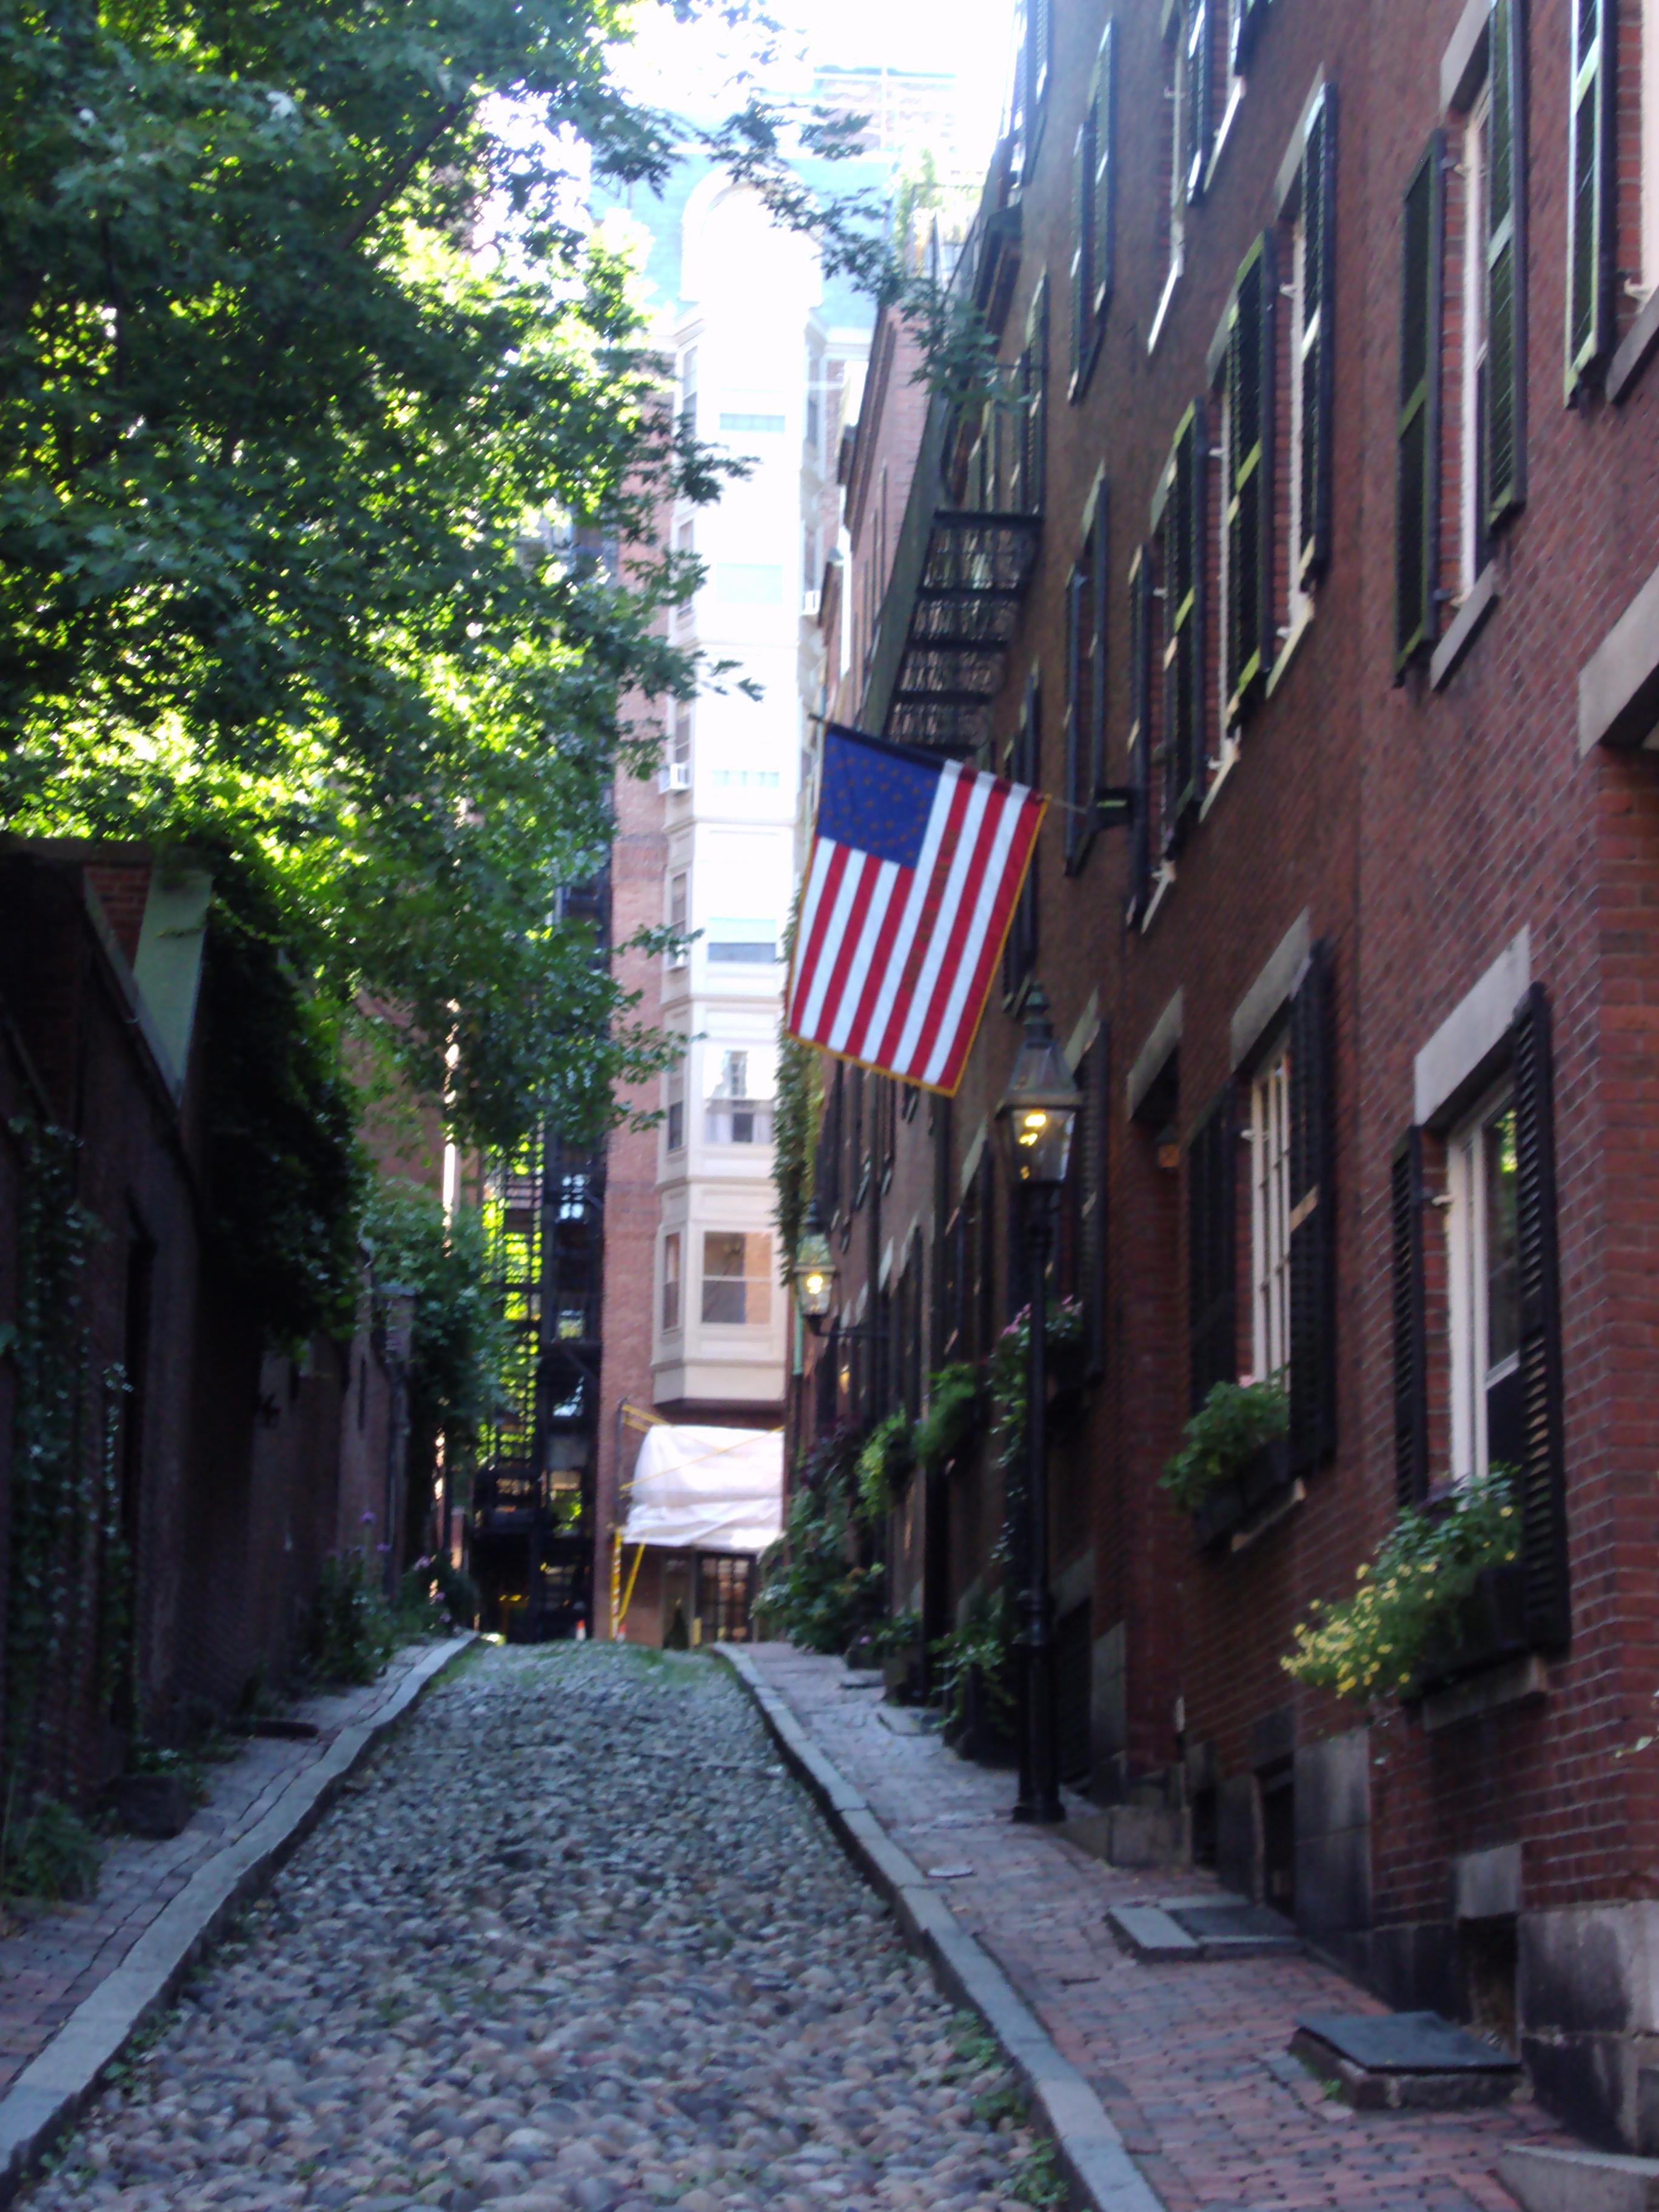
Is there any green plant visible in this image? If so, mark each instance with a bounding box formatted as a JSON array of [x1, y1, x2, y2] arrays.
[[307, 1552, 395, 1686], [868, 1609, 925, 1659], [930, 1587, 1018, 1731], [914, 1363, 979, 1474], [1010, 2139, 1070, 2208], [1282, 1468, 1520, 1701], [857, 1412, 914, 1523], [0, 1797, 101, 1903], [362, 1180, 507, 1470], [431, 1557, 481, 1631], [987, 1300, 1085, 1475], [1159, 1378, 1291, 1513], [754, 1432, 886, 1655]]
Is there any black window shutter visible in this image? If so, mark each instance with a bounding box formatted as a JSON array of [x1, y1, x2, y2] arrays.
[[1078, 1029, 1110, 1378], [1064, 560, 1088, 872], [1184, 0, 1215, 204], [1566, 0, 1614, 391], [1512, 982, 1570, 1648], [1394, 134, 1444, 672], [1126, 543, 1154, 920], [1093, 24, 1117, 326], [1233, 0, 1269, 72], [1485, 0, 1528, 531], [1287, 939, 1335, 1473], [1225, 235, 1275, 725], [1161, 403, 1207, 847], [1299, 85, 1338, 585], [1188, 1085, 1238, 1412], [1090, 496, 1109, 809], [1390, 1128, 1428, 1508], [1071, 114, 1092, 387], [1022, 281, 1048, 512]]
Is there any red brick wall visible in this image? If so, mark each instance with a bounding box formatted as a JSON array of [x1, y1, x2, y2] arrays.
[[818, 0, 1659, 1993]]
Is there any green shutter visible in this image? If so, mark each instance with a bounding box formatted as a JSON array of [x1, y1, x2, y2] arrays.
[[1299, 85, 1338, 585], [1092, 23, 1117, 324], [1394, 136, 1444, 672], [1184, 0, 1214, 203], [1511, 984, 1570, 1648], [1486, 0, 1528, 529], [1225, 235, 1275, 723], [1566, 0, 1614, 390], [1126, 543, 1154, 921]]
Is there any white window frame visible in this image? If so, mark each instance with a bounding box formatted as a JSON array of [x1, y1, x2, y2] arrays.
[[1459, 82, 1493, 596], [1287, 202, 1312, 633], [1249, 1038, 1292, 1382], [700, 1230, 773, 1329], [1446, 1082, 1519, 1486]]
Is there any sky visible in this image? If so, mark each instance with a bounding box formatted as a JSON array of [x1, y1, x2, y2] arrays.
[[614, 0, 1021, 176]]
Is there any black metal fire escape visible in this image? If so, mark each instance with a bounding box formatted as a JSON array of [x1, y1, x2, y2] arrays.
[[469, 873, 611, 1638]]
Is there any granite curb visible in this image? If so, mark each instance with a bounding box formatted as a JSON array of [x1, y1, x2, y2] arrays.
[[0, 1632, 477, 2206], [716, 1644, 1166, 2212]]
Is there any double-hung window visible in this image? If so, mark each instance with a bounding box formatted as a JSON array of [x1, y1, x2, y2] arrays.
[[1250, 1040, 1292, 1383], [701, 1232, 772, 1327], [662, 1233, 682, 1333], [1446, 1091, 1522, 1484], [1159, 407, 1207, 848]]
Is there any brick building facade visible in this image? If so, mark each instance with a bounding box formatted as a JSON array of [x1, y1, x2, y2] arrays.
[[0, 843, 399, 1805], [796, 0, 1659, 2154]]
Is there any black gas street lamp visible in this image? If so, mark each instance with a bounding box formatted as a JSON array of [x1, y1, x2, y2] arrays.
[[995, 985, 1082, 1826], [793, 1198, 837, 1330]]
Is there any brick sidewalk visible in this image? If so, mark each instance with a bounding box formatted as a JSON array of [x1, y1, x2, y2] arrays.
[[0, 1643, 450, 2096], [748, 1642, 1570, 2212]]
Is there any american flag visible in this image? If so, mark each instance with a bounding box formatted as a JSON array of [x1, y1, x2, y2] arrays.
[[785, 725, 1046, 1095]]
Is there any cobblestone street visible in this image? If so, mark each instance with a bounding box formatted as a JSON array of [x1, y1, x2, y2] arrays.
[[21, 1648, 1044, 2212]]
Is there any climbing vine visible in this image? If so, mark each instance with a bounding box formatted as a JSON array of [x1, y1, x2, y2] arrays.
[[2, 1118, 127, 1880]]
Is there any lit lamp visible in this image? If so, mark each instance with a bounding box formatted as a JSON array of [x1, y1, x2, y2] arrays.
[[794, 1198, 837, 1331], [995, 985, 1082, 1826]]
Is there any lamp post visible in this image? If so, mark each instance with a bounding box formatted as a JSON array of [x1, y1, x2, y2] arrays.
[[995, 985, 1082, 1827]]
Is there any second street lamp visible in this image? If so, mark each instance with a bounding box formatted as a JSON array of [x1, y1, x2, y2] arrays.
[[793, 1198, 837, 1330], [995, 985, 1082, 1827]]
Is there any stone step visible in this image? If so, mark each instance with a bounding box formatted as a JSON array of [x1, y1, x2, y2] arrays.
[[1497, 2143, 1659, 2212], [1107, 1894, 1301, 1963], [1290, 2010, 1520, 2111]]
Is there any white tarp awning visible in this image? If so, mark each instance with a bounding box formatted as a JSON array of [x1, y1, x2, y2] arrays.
[[619, 1424, 783, 1556]]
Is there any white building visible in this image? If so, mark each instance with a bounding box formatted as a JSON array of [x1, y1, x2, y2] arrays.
[[650, 172, 870, 1418]]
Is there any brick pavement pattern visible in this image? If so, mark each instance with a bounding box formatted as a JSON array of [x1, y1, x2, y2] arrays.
[[747, 1644, 1575, 2212], [0, 1647, 445, 2097]]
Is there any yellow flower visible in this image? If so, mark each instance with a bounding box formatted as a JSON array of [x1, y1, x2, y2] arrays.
[[1356, 1564, 1368, 1580]]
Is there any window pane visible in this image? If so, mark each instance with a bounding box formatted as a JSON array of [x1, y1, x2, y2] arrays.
[[700, 1232, 771, 1326], [662, 1235, 682, 1331], [1484, 1104, 1520, 1372]]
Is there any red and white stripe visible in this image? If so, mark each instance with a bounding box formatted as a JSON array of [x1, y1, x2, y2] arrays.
[[785, 760, 1045, 1096]]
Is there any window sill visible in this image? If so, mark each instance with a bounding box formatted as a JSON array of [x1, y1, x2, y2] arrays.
[[1421, 1653, 1549, 1734], [1429, 563, 1501, 691], [1609, 286, 1659, 404], [1203, 79, 1245, 198], [1266, 600, 1315, 696], [1199, 736, 1242, 822], [1147, 256, 1183, 357], [1140, 862, 1176, 933]]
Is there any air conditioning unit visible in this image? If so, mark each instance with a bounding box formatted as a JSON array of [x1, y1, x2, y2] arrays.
[[667, 947, 689, 971], [658, 761, 691, 792], [801, 588, 822, 617]]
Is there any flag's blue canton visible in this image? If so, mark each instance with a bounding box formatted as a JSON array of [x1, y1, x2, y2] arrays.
[[817, 728, 939, 871]]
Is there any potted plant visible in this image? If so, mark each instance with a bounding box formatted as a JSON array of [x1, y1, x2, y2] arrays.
[[913, 1363, 979, 1476], [1159, 1378, 1292, 1547], [931, 1589, 1017, 1763], [1281, 1469, 1521, 1704]]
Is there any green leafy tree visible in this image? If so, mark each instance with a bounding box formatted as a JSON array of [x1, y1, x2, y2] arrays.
[[0, 0, 766, 1150]]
